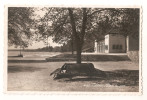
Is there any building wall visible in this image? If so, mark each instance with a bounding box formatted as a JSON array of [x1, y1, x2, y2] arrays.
[[108, 34, 126, 53], [126, 35, 139, 62], [94, 40, 98, 53], [105, 35, 109, 53], [94, 40, 105, 53], [95, 34, 126, 53], [127, 36, 139, 51]]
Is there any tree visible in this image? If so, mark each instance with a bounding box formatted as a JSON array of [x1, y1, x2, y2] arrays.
[[39, 8, 139, 64], [118, 8, 139, 37], [8, 7, 35, 50], [116, 8, 140, 52]]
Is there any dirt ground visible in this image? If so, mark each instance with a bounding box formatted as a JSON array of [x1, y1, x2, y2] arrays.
[[7, 61, 139, 92]]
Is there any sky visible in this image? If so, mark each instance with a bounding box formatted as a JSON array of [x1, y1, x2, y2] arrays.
[[8, 37, 62, 49], [8, 7, 62, 50]]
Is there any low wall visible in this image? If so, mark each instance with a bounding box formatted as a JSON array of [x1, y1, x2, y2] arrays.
[[127, 51, 139, 63]]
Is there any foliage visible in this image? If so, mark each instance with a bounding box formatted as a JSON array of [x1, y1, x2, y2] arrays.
[[38, 8, 126, 63], [118, 8, 140, 38], [8, 7, 35, 48], [37, 46, 53, 52], [28, 8, 140, 63], [39, 8, 130, 44]]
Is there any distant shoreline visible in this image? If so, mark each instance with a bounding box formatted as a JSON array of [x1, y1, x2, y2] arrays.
[[8, 49, 62, 52]]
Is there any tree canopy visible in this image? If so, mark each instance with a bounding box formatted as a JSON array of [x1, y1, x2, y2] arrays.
[[118, 8, 140, 38], [8, 7, 35, 48], [37, 8, 139, 63]]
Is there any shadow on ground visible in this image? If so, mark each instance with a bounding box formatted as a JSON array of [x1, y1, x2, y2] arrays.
[[56, 69, 139, 86], [64, 77, 105, 82], [46, 54, 131, 62], [8, 66, 46, 73], [8, 60, 47, 63], [8, 56, 23, 58]]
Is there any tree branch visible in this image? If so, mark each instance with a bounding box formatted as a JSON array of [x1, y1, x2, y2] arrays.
[[80, 8, 87, 46], [68, 8, 80, 41]]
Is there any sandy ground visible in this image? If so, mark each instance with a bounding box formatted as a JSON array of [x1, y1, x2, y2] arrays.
[[7, 61, 139, 92]]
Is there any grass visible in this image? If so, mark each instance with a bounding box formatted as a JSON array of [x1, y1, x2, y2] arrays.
[[7, 51, 139, 92], [8, 61, 139, 92], [46, 54, 131, 62], [52, 68, 139, 87]]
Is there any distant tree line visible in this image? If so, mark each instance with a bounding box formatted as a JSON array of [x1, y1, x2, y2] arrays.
[[36, 40, 76, 52], [35, 39, 94, 52]]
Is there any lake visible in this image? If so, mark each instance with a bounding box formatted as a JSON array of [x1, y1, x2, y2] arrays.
[[8, 51, 61, 60]]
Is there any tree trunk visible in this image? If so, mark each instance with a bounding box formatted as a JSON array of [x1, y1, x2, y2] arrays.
[[124, 35, 127, 53], [71, 40, 74, 55], [71, 36, 74, 55], [47, 36, 49, 51], [68, 8, 81, 64], [76, 8, 87, 64], [76, 43, 82, 64], [20, 46, 21, 55], [68, 8, 87, 64]]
